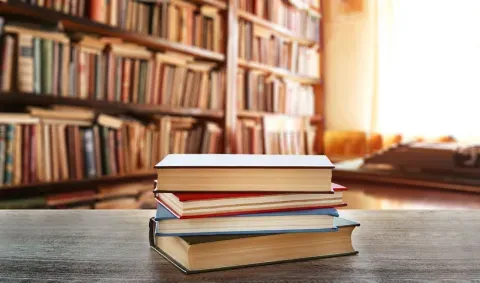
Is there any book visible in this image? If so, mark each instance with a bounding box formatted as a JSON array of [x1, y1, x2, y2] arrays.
[[238, 74, 315, 116], [3, 25, 70, 95], [0, 125, 5, 185], [236, 118, 264, 154], [237, 21, 319, 77], [149, 217, 359, 273], [154, 182, 347, 218], [238, 0, 320, 42], [155, 154, 334, 192], [154, 203, 339, 236]]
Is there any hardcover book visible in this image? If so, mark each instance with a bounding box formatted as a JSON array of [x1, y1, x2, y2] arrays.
[[149, 217, 359, 274], [154, 204, 339, 236], [154, 182, 347, 218], [155, 154, 334, 192]]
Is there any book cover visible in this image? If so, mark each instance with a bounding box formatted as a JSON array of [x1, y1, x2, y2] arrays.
[[154, 204, 339, 236], [0, 125, 6, 185], [17, 33, 34, 93], [155, 154, 334, 169], [149, 217, 359, 274], [157, 182, 347, 202]]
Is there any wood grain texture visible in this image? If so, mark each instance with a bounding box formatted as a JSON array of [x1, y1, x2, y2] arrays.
[[0, 210, 478, 282], [0, 92, 224, 119]]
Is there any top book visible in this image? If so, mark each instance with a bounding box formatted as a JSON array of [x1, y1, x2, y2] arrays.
[[155, 154, 334, 168], [155, 154, 334, 192]]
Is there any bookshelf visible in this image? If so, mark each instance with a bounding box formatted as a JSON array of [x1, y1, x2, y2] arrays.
[[0, 0, 325, 207]]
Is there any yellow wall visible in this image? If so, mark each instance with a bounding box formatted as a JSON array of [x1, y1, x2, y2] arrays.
[[323, 0, 376, 132]]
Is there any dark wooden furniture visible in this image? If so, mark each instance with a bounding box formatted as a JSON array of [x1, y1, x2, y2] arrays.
[[0, 210, 478, 281], [334, 159, 480, 194], [0, 0, 325, 197]]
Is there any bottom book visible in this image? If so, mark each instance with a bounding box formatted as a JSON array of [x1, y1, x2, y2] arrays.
[[149, 217, 359, 274]]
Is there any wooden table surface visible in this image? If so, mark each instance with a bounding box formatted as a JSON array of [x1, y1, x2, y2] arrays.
[[0, 210, 479, 282]]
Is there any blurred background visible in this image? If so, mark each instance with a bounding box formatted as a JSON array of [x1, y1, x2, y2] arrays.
[[0, 0, 478, 210]]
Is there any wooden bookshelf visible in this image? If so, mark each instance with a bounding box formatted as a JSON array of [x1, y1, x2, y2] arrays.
[[0, 170, 156, 199], [237, 10, 318, 46], [0, 1, 225, 61], [0, 0, 326, 202], [0, 93, 224, 119], [238, 59, 322, 84]]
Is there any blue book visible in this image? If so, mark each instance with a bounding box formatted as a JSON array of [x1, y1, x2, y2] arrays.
[[155, 204, 340, 236]]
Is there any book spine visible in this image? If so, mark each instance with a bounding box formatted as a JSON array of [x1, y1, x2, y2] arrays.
[[108, 129, 117, 175], [66, 126, 76, 179], [78, 51, 88, 98], [83, 128, 97, 178], [69, 46, 77, 97], [17, 34, 34, 93], [52, 41, 59, 96], [51, 125, 59, 181], [73, 126, 84, 179], [22, 125, 30, 184], [88, 53, 95, 99], [138, 60, 146, 104], [12, 125, 23, 185], [121, 58, 131, 103], [33, 37, 42, 94], [29, 124, 37, 183], [92, 125, 102, 177], [78, 0, 86, 17], [115, 129, 124, 175], [1, 35, 14, 92], [114, 57, 123, 102], [0, 125, 6, 185], [95, 53, 103, 99], [40, 38, 53, 94], [100, 126, 110, 175], [57, 124, 69, 180], [63, 0, 70, 14], [43, 124, 52, 182]]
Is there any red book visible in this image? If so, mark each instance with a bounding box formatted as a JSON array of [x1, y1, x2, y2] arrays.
[[154, 183, 347, 219], [89, 0, 106, 23]]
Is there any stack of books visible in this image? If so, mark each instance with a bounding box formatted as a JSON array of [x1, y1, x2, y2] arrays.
[[149, 154, 359, 273]]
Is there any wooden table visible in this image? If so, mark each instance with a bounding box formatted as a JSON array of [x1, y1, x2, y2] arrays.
[[0, 210, 479, 282]]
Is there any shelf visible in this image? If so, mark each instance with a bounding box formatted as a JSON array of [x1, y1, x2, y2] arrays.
[[237, 59, 322, 84], [0, 92, 224, 119], [0, 170, 156, 198], [238, 110, 323, 123], [129, 104, 224, 119], [0, 1, 225, 62], [237, 10, 319, 46]]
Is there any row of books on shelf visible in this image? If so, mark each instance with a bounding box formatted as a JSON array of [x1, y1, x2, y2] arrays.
[[18, 0, 224, 53], [236, 115, 317, 155], [0, 24, 225, 110], [0, 106, 222, 187], [237, 69, 315, 116], [238, 20, 320, 78], [19, 0, 87, 17], [0, 181, 158, 209], [237, 0, 321, 42]]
